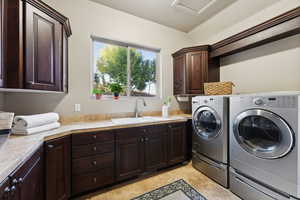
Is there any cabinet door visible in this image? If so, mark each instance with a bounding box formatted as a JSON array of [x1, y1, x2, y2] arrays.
[[45, 136, 71, 200], [168, 123, 187, 165], [25, 3, 63, 91], [0, 0, 4, 87], [187, 51, 208, 94], [116, 128, 144, 181], [144, 125, 168, 171], [10, 146, 44, 200], [0, 178, 10, 200], [173, 54, 186, 95]]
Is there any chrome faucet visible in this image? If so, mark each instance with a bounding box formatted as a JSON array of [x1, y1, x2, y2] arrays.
[[134, 98, 147, 118]]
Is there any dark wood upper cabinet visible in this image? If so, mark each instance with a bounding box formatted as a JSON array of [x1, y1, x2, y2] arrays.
[[25, 3, 62, 91], [115, 128, 144, 181], [173, 54, 186, 95], [144, 125, 168, 172], [172, 46, 220, 95], [167, 123, 187, 165], [45, 136, 71, 200], [1, 0, 71, 92]]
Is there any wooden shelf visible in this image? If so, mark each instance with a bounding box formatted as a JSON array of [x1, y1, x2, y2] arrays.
[[210, 7, 300, 58]]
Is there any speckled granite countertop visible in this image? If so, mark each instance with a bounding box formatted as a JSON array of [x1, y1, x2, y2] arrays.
[[0, 115, 191, 183]]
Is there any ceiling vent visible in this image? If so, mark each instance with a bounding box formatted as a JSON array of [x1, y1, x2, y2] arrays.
[[171, 0, 217, 15]]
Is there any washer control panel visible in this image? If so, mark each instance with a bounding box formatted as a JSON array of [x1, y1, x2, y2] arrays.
[[249, 96, 298, 108]]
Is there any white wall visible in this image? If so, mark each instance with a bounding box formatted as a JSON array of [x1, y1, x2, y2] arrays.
[[188, 0, 300, 94], [4, 0, 193, 115]]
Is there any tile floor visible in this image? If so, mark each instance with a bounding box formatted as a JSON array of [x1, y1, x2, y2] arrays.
[[75, 163, 240, 200]]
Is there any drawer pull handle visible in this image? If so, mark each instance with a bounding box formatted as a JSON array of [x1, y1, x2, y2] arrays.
[[93, 146, 97, 151], [92, 161, 97, 166], [93, 177, 97, 183], [48, 144, 54, 149], [93, 135, 97, 139]]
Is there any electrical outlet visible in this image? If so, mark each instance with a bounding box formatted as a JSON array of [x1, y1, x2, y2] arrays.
[[75, 104, 81, 112]]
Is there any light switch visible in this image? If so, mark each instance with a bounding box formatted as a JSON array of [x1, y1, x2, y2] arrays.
[[75, 104, 81, 112]]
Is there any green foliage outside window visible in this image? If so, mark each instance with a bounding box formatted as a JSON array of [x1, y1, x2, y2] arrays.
[[93, 43, 157, 97]]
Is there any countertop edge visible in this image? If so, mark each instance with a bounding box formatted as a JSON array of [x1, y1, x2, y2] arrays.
[[0, 116, 191, 184]]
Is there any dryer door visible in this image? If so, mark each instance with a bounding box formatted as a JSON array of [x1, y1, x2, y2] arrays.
[[193, 106, 222, 140], [233, 109, 294, 159]]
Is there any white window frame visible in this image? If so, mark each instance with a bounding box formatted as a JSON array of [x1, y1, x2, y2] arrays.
[[90, 35, 161, 100]]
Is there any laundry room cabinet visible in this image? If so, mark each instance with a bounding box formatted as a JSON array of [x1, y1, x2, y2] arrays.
[[172, 46, 220, 95], [0, 145, 44, 200], [115, 122, 189, 181], [45, 136, 71, 200], [1, 0, 71, 92]]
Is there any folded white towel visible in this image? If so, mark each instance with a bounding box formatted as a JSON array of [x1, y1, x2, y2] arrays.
[[12, 122, 61, 135], [13, 113, 59, 130], [0, 112, 14, 130]]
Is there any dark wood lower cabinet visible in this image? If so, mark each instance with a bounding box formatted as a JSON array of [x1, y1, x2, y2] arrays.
[[72, 167, 114, 195], [0, 122, 189, 200], [45, 136, 71, 200], [10, 146, 44, 200], [144, 125, 168, 171], [71, 131, 115, 196], [116, 128, 144, 181], [168, 123, 187, 165], [0, 146, 44, 200], [0, 178, 10, 200]]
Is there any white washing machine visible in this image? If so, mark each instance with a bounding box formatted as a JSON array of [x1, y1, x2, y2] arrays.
[[230, 94, 300, 200], [192, 95, 229, 187]]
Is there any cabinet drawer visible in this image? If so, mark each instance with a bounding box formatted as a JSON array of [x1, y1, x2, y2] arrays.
[[72, 153, 114, 175], [72, 130, 114, 146], [72, 167, 114, 195], [72, 142, 114, 159]]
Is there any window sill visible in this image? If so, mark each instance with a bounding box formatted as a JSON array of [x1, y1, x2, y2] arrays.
[[90, 95, 161, 101]]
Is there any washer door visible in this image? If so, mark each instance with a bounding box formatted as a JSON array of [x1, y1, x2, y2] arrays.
[[233, 109, 294, 159], [193, 106, 222, 140]]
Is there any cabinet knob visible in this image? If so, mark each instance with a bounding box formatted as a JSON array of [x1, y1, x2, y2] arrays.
[[93, 146, 97, 151], [145, 137, 149, 141], [92, 161, 97, 166], [93, 135, 97, 139], [4, 186, 10, 193], [143, 129, 146, 133], [48, 144, 54, 149], [168, 125, 172, 128], [93, 177, 97, 183], [18, 178, 23, 184], [10, 186, 16, 196], [140, 138, 144, 143]]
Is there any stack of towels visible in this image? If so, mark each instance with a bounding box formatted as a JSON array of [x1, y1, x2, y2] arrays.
[[12, 113, 61, 135]]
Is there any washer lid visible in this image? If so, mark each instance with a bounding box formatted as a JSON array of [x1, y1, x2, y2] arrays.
[[233, 109, 294, 159], [193, 106, 222, 140]]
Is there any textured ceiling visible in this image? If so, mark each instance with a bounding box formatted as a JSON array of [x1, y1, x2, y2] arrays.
[[90, 0, 281, 32]]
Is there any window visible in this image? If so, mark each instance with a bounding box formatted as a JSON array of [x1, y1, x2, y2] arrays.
[[92, 37, 160, 97]]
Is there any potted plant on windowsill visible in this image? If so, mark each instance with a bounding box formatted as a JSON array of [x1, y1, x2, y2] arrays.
[[92, 88, 104, 100], [109, 83, 123, 100]]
